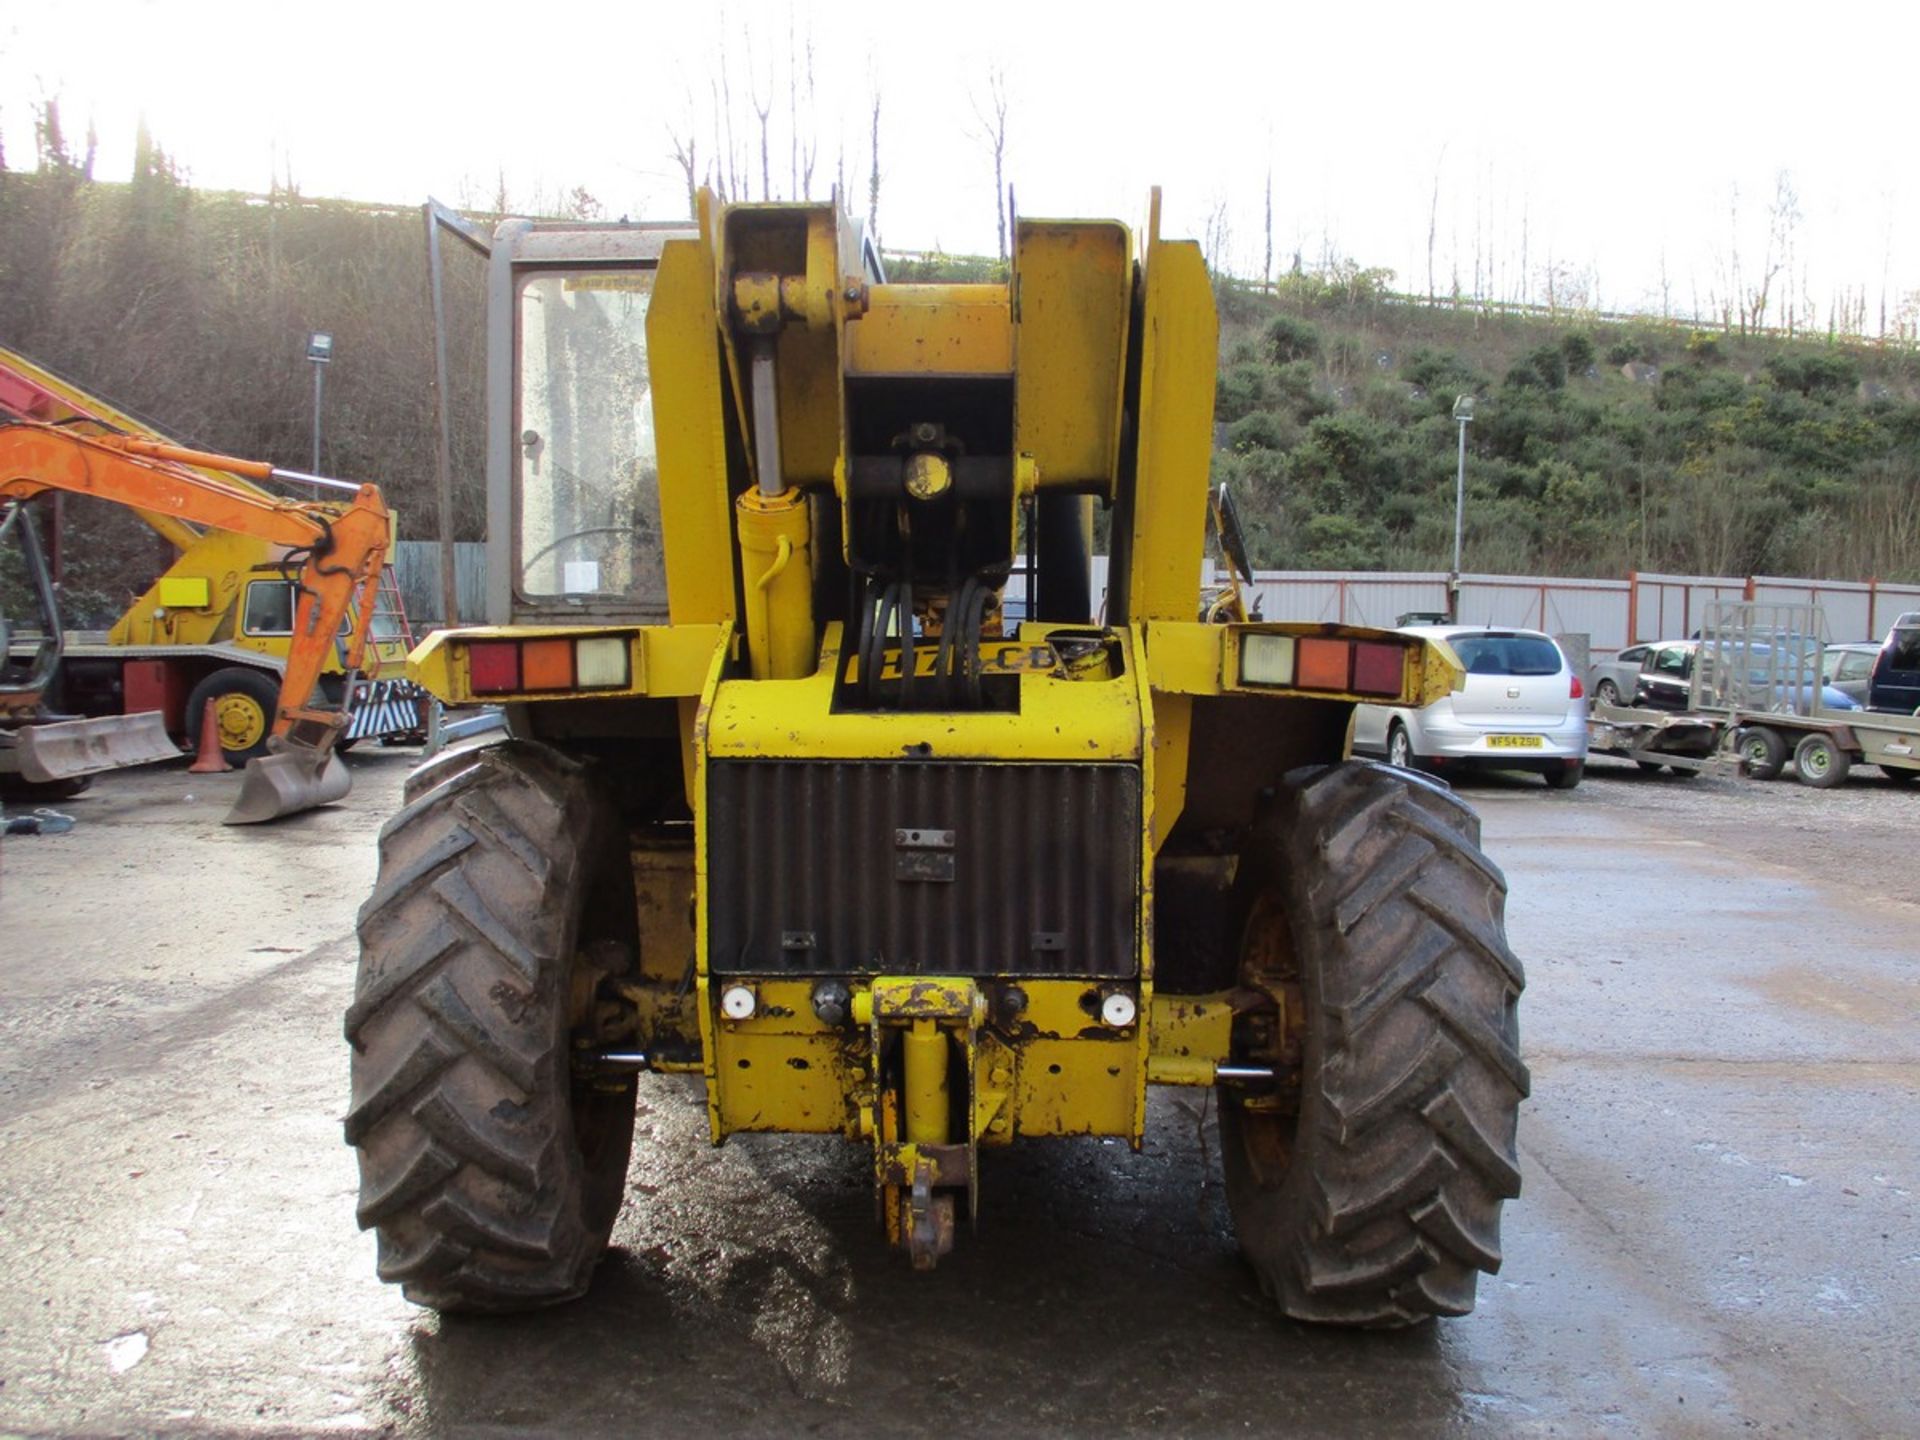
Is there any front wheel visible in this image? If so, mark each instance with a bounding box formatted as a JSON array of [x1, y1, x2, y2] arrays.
[[185, 666, 281, 764], [346, 740, 638, 1313], [1219, 761, 1528, 1327], [1593, 679, 1620, 707]]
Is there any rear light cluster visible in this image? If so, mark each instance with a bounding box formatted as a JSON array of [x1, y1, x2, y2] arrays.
[[1570, 675, 1585, 699], [1239, 634, 1405, 698], [465, 636, 631, 695]]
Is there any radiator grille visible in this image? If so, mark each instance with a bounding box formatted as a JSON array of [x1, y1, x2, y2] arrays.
[[707, 761, 1140, 977]]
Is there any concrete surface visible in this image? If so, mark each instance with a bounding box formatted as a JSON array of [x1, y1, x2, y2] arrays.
[[0, 752, 1914, 1437]]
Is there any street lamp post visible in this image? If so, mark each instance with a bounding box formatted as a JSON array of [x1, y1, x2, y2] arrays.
[[1450, 393, 1474, 621], [306, 332, 334, 476]]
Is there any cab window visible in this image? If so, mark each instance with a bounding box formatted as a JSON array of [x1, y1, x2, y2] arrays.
[[515, 268, 666, 611], [242, 580, 296, 636]]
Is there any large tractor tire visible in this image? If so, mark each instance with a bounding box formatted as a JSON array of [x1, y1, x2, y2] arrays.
[[345, 740, 638, 1313], [1220, 760, 1528, 1327]]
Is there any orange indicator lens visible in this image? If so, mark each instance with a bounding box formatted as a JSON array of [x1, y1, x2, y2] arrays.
[[520, 638, 575, 690], [1295, 637, 1351, 691]]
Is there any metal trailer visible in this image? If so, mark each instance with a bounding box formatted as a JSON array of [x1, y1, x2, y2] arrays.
[[1697, 601, 1920, 789], [1584, 700, 1737, 775]]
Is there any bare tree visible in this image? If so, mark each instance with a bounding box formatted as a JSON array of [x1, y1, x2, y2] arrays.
[[1263, 144, 1273, 292], [969, 67, 1010, 263], [1201, 195, 1231, 278], [867, 82, 882, 248], [1426, 145, 1445, 306], [746, 25, 773, 200]]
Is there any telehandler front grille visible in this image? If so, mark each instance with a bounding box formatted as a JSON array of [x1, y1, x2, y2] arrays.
[[707, 760, 1140, 978]]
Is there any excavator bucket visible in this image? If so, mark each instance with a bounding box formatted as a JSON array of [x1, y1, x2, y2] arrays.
[[12, 712, 183, 782], [225, 743, 351, 824]]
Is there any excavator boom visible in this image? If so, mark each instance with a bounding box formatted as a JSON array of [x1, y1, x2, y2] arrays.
[[0, 422, 391, 822]]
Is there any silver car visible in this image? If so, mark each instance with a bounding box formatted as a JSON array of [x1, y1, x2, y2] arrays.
[[1354, 625, 1589, 789], [1822, 643, 1881, 706], [1586, 643, 1651, 708]]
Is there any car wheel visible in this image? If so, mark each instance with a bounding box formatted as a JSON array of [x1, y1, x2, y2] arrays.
[[1386, 722, 1417, 771], [1542, 760, 1583, 790], [1594, 679, 1620, 707]]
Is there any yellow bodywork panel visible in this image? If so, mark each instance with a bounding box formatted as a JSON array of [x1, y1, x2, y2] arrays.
[[703, 977, 1146, 1143], [1012, 219, 1132, 493], [1123, 208, 1217, 621], [847, 284, 1012, 377], [649, 238, 739, 626], [619, 841, 701, 1069], [155, 576, 211, 609], [711, 980, 863, 1134], [405, 622, 727, 704], [706, 621, 1144, 762], [1146, 991, 1236, 1085], [1003, 981, 1141, 1138]]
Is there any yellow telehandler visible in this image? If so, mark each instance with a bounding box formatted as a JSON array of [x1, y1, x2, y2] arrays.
[[349, 193, 1526, 1326]]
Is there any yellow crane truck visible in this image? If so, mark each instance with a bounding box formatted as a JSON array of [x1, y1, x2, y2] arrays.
[[348, 193, 1528, 1327]]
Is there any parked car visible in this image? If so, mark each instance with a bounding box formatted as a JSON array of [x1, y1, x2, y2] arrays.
[[1822, 643, 1882, 706], [1585, 643, 1651, 707], [1634, 640, 1860, 713], [1867, 612, 1920, 713], [1353, 626, 1587, 789]]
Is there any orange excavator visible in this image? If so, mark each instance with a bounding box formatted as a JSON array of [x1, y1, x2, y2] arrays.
[[0, 422, 391, 823]]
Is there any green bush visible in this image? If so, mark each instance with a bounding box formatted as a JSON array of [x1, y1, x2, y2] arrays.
[[1264, 313, 1320, 364], [1214, 361, 1271, 422], [1226, 410, 1288, 451], [1765, 349, 1859, 398], [1560, 332, 1596, 373], [1401, 345, 1478, 394], [1685, 331, 1722, 363], [1505, 344, 1567, 391]]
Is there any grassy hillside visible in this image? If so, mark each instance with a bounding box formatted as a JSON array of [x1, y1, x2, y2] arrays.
[[1210, 276, 1920, 581], [4, 161, 1918, 632]]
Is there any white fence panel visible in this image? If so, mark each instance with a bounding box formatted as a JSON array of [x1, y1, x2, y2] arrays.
[[1628, 573, 1748, 646], [1749, 576, 1920, 640]]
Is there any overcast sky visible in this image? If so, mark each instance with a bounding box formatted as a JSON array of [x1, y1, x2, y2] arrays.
[[4, 1, 1917, 329]]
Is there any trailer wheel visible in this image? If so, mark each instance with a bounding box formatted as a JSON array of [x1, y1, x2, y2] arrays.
[[1734, 726, 1788, 781], [1220, 760, 1528, 1327], [346, 740, 637, 1313], [1793, 732, 1850, 789], [185, 666, 281, 764]]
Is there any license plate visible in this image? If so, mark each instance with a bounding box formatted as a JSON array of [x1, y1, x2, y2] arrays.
[[1486, 734, 1544, 749]]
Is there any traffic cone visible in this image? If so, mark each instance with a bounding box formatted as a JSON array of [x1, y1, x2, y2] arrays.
[[188, 697, 233, 774]]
